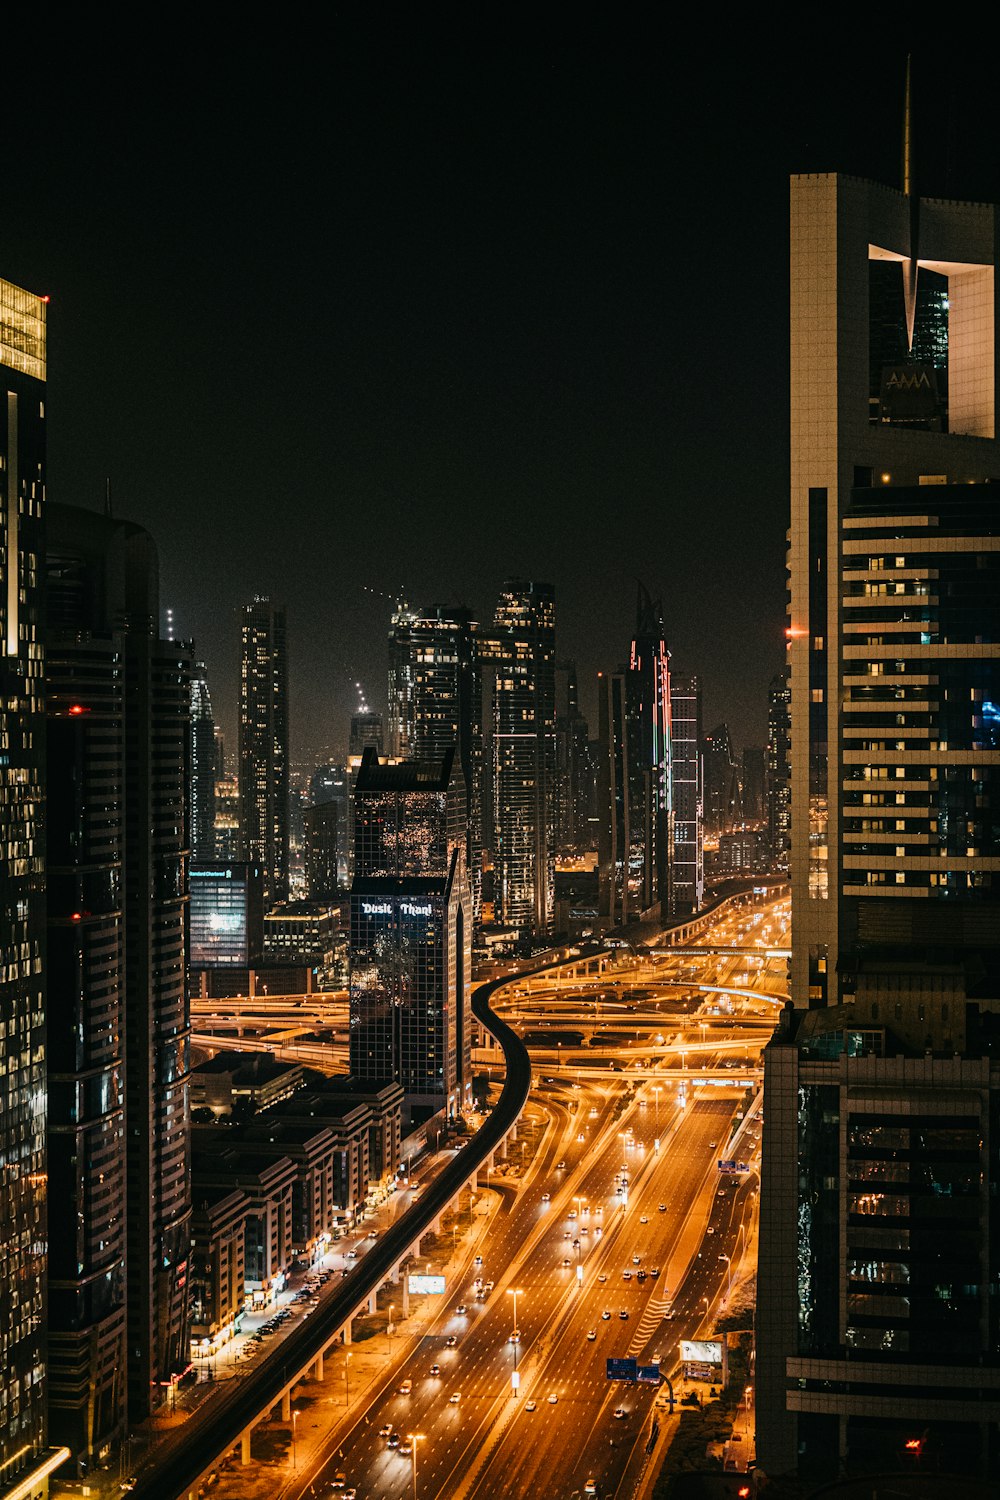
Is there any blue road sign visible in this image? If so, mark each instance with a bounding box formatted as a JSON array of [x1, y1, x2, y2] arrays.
[[606, 1357, 637, 1381]]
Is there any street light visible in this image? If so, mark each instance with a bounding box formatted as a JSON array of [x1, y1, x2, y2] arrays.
[[720, 1254, 732, 1301], [506, 1287, 523, 1389], [344, 1349, 352, 1406], [389, 1301, 395, 1337], [291, 1408, 299, 1470], [409, 1432, 422, 1500]]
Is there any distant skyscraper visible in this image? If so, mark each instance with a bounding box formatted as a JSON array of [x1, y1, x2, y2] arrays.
[[758, 154, 1000, 1482], [598, 585, 673, 925], [766, 667, 790, 867], [387, 602, 483, 923], [703, 723, 740, 837], [46, 503, 193, 1434], [740, 745, 766, 825], [349, 702, 383, 757], [349, 748, 471, 1125], [190, 660, 216, 860], [669, 672, 703, 913], [482, 579, 556, 935], [554, 659, 591, 852], [0, 277, 49, 1490], [238, 596, 289, 906], [305, 762, 350, 898]]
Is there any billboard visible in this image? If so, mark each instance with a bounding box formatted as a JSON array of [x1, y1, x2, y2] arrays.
[[680, 1340, 723, 1365], [408, 1274, 445, 1294], [717, 1159, 750, 1174], [606, 1357, 637, 1381]]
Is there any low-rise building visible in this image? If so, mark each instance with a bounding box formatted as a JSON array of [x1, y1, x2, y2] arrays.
[[189, 1183, 250, 1348]]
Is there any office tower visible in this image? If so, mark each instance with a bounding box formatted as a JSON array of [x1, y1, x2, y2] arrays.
[[214, 769, 240, 861], [741, 745, 766, 824], [238, 596, 289, 906], [482, 579, 556, 935], [349, 703, 383, 757], [758, 155, 1000, 1480], [305, 762, 350, 898], [189, 861, 265, 969], [190, 660, 216, 860], [598, 584, 673, 925], [46, 503, 193, 1435], [0, 278, 49, 1490], [766, 667, 791, 868], [387, 602, 483, 923], [349, 748, 471, 1126], [669, 672, 703, 913], [703, 722, 740, 836], [554, 659, 591, 852]]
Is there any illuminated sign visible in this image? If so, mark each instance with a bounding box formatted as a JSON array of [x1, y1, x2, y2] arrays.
[[637, 1362, 661, 1383], [680, 1340, 723, 1365], [606, 1357, 637, 1381], [361, 901, 393, 916], [401, 902, 432, 917], [408, 1274, 445, 1294]]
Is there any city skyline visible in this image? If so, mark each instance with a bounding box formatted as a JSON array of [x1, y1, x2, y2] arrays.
[[9, 47, 997, 759]]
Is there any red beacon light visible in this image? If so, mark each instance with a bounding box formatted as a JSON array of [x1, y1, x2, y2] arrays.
[[68, 704, 90, 716]]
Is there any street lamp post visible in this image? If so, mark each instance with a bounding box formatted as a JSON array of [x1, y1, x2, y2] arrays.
[[389, 1301, 395, 1337], [291, 1408, 298, 1470], [345, 1350, 351, 1407], [506, 1287, 523, 1391]]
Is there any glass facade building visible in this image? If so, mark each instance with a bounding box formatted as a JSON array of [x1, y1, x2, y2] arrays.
[[669, 672, 703, 913], [238, 596, 289, 907], [190, 660, 216, 860], [189, 861, 264, 968], [349, 749, 471, 1125], [0, 277, 49, 1488]]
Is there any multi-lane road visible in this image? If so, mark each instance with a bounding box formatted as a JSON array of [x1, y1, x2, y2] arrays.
[[283, 891, 786, 1500]]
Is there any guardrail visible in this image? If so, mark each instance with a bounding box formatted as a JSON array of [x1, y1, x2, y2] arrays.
[[126, 963, 538, 1500]]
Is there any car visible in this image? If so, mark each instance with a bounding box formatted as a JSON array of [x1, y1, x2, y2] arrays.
[[474, 1254, 483, 1265], [525, 1399, 537, 1412], [658, 1203, 667, 1213], [637, 1270, 647, 1282], [547, 1392, 559, 1404], [614, 1406, 629, 1419], [601, 1310, 611, 1320], [556, 1160, 567, 1170], [706, 1227, 715, 1236], [445, 1335, 457, 1347], [587, 1328, 597, 1340], [564, 1231, 573, 1240], [577, 1133, 586, 1142], [584, 1481, 597, 1497], [650, 1267, 661, 1279], [344, 1489, 357, 1500], [568, 1210, 577, 1219], [572, 1239, 581, 1249], [429, 1362, 440, 1376], [541, 1192, 550, 1202], [346, 1249, 359, 1260], [640, 1215, 649, 1224], [449, 1391, 461, 1404], [456, 1304, 468, 1315], [622, 1270, 632, 1281], [508, 1329, 520, 1344], [378, 1423, 392, 1437], [708, 1140, 718, 1149], [387, 1432, 400, 1448], [330, 1475, 347, 1491], [485, 1281, 495, 1292], [561, 1258, 572, 1267], [598, 1273, 607, 1283], [632, 1254, 641, 1265], [399, 1440, 413, 1456], [619, 1309, 629, 1320]]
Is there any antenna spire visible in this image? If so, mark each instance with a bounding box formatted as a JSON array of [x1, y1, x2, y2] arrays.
[[901, 53, 919, 353]]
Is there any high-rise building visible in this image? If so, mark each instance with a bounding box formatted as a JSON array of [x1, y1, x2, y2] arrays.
[[740, 744, 766, 825], [0, 277, 51, 1490], [481, 579, 556, 936], [190, 660, 216, 860], [238, 596, 289, 906], [598, 585, 673, 925], [46, 503, 193, 1436], [387, 602, 483, 924], [349, 748, 471, 1125], [554, 659, 591, 852], [669, 672, 703, 913], [304, 762, 350, 898], [758, 154, 1000, 1481], [189, 861, 265, 970], [349, 703, 383, 757], [766, 667, 791, 868], [703, 723, 740, 837]]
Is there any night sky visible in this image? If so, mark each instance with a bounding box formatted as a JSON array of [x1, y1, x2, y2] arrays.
[[6, 40, 998, 764]]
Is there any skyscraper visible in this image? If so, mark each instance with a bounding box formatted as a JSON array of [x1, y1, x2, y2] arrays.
[[766, 666, 790, 868], [482, 579, 556, 936], [702, 722, 740, 837], [239, 596, 289, 906], [669, 672, 703, 913], [349, 702, 383, 757], [598, 584, 673, 925], [349, 748, 471, 1125], [0, 277, 51, 1490], [758, 153, 1000, 1479], [46, 503, 193, 1436], [554, 659, 591, 852], [190, 660, 216, 860], [387, 602, 482, 924]]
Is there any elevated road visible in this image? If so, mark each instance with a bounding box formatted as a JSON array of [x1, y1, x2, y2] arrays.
[[127, 961, 544, 1500]]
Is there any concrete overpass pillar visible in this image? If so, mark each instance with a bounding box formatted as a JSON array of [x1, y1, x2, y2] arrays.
[[343, 1319, 352, 1345], [498, 1137, 508, 1159], [281, 1389, 291, 1422], [367, 1291, 376, 1314], [411, 1234, 421, 1257], [431, 1214, 441, 1235], [241, 1428, 252, 1465], [313, 1350, 324, 1381], [391, 1260, 401, 1284], [401, 1274, 409, 1318], [509, 1121, 518, 1143]]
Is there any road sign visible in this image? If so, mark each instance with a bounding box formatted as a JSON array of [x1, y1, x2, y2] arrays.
[[637, 1363, 661, 1383], [606, 1357, 637, 1381]]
